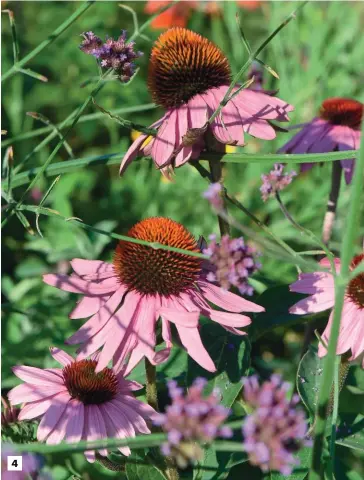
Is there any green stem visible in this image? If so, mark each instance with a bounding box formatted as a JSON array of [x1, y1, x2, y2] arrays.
[[208, 160, 230, 236], [322, 161, 342, 246], [145, 359, 159, 412], [308, 118, 364, 479], [1, 1, 95, 83], [1, 104, 156, 148], [11, 204, 209, 259], [4, 150, 358, 191]]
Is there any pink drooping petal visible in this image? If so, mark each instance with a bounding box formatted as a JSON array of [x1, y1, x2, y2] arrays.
[[116, 394, 156, 420], [197, 280, 265, 313], [290, 272, 335, 295], [64, 400, 85, 444], [37, 392, 70, 441], [175, 324, 216, 372], [158, 307, 200, 328], [132, 295, 157, 359], [289, 293, 335, 315], [222, 98, 245, 146], [100, 404, 131, 456], [202, 90, 232, 144], [43, 273, 118, 295], [49, 347, 75, 367], [175, 104, 193, 167], [46, 399, 75, 445], [221, 325, 248, 336], [112, 398, 150, 434], [351, 314, 364, 360], [70, 259, 116, 278], [208, 310, 252, 328], [120, 133, 148, 174], [86, 406, 108, 456], [18, 397, 55, 421], [12, 366, 64, 386], [8, 383, 67, 405], [105, 291, 142, 372], [116, 375, 143, 392], [187, 94, 208, 128], [67, 285, 126, 345], [278, 118, 329, 154], [152, 110, 177, 168], [69, 295, 110, 319], [119, 116, 165, 175], [235, 88, 293, 121], [319, 257, 341, 272]]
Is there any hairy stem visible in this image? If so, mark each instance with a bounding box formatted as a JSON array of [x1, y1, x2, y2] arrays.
[[208, 160, 230, 236], [322, 161, 342, 245], [145, 359, 159, 411]]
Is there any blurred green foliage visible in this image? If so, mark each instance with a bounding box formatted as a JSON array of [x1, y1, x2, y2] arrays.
[[2, 1, 364, 479]]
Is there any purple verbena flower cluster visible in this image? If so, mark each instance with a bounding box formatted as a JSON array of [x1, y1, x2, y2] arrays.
[[242, 374, 311, 476], [154, 378, 232, 468], [260, 163, 296, 202], [80, 31, 143, 82], [203, 234, 261, 295], [203, 182, 224, 210]]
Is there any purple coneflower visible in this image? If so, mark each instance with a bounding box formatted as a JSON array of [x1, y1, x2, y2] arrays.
[[43, 217, 264, 375], [120, 28, 293, 178], [278, 97, 363, 184], [203, 234, 261, 296], [80, 30, 143, 82], [242, 374, 310, 475], [260, 163, 296, 201], [8, 348, 155, 463], [154, 378, 232, 468]]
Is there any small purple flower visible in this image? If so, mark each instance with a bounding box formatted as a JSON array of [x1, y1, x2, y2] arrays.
[[242, 375, 311, 475], [1, 444, 47, 480], [203, 234, 261, 296], [80, 30, 143, 83], [154, 378, 232, 468], [203, 182, 224, 210], [260, 163, 296, 202]]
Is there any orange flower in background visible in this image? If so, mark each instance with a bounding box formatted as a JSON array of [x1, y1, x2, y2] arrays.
[[145, 1, 197, 29], [145, 1, 261, 30]]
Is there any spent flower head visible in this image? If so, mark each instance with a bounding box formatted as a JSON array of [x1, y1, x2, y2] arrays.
[[203, 234, 261, 296], [80, 30, 143, 82], [260, 163, 296, 202], [242, 374, 310, 475], [154, 378, 232, 468]]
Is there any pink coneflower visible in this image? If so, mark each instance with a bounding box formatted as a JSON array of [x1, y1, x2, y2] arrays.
[[7, 347, 155, 462], [289, 255, 364, 366], [260, 163, 296, 202], [242, 375, 310, 475], [154, 378, 232, 468], [43, 217, 264, 374], [120, 28, 293, 178], [279, 97, 363, 184]]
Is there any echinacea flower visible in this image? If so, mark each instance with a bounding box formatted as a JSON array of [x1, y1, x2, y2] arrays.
[[289, 255, 364, 366], [242, 374, 310, 475], [7, 348, 155, 462], [260, 163, 296, 201], [120, 28, 293, 178], [43, 217, 264, 374], [154, 378, 232, 468], [80, 31, 143, 82], [279, 97, 363, 184], [203, 234, 261, 295]]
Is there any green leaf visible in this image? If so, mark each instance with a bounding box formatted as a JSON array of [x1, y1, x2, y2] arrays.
[[297, 347, 326, 420], [187, 322, 251, 408], [251, 285, 307, 339], [187, 322, 251, 480], [125, 458, 167, 480], [336, 415, 364, 453]]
